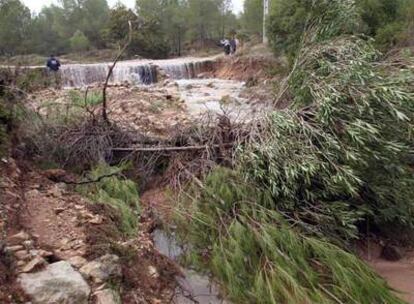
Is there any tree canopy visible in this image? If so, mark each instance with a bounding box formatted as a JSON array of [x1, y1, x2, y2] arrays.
[[0, 0, 239, 58]]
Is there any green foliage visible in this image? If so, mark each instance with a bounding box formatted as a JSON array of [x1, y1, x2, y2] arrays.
[[70, 30, 91, 52], [0, 0, 238, 58], [78, 164, 140, 237], [104, 4, 170, 59], [267, 0, 359, 60], [176, 167, 404, 304], [241, 0, 263, 36], [241, 29, 414, 242], [68, 90, 103, 107], [267, 0, 414, 57], [0, 0, 31, 55]]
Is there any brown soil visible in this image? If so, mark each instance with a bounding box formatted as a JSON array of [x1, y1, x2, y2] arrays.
[[29, 84, 191, 138]]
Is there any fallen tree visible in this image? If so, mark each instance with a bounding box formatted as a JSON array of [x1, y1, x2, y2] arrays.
[[174, 0, 413, 303]]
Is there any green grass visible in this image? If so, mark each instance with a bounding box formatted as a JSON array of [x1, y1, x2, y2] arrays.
[[78, 164, 140, 237], [68, 90, 103, 108], [175, 167, 405, 304]]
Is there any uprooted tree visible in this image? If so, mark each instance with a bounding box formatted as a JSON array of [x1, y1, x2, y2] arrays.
[[174, 0, 414, 303]]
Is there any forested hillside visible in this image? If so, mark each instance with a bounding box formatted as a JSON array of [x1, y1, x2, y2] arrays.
[[1, 0, 412, 60]]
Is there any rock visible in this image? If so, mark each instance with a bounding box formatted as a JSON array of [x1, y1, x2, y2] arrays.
[[37, 249, 54, 258], [148, 266, 159, 278], [94, 289, 121, 304], [5, 245, 24, 252], [43, 169, 67, 183], [74, 204, 84, 210], [21, 256, 46, 273], [15, 250, 30, 260], [23, 240, 34, 249], [68, 256, 88, 269], [80, 254, 121, 283], [381, 245, 403, 261], [19, 261, 90, 304], [54, 207, 66, 215], [47, 185, 62, 197], [89, 216, 103, 225], [17, 260, 25, 267], [8, 231, 30, 245], [26, 189, 40, 199]]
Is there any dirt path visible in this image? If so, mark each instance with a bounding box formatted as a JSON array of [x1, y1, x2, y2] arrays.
[[18, 169, 93, 260]]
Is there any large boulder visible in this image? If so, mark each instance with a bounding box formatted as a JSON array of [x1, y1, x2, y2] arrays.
[[19, 261, 90, 304], [80, 254, 121, 283]]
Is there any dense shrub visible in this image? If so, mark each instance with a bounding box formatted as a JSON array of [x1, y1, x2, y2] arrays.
[[70, 30, 91, 52]]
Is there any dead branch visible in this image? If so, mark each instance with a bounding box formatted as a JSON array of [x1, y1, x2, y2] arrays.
[[102, 20, 133, 123], [112, 143, 234, 153], [62, 171, 121, 185]]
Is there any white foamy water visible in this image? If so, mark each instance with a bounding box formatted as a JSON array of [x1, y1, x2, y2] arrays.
[[60, 56, 218, 87], [175, 78, 252, 116]]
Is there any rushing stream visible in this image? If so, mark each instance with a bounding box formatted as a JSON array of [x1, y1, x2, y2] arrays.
[[175, 78, 249, 116], [153, 230, 228, 304]]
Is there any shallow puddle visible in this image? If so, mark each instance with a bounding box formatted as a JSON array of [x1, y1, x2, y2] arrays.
[[153, 230, 228, 304]]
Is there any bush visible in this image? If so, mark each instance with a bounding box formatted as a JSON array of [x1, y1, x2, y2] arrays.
[[70, 30, 91, 52]]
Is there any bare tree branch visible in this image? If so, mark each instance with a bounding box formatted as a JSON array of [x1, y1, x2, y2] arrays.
[[102, 20, 133, 123]]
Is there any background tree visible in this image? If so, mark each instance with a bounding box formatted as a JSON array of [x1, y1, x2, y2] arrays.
[[70, 30, 91, 52], [0, 0, 31, 55], [79, 0, 110, 48], [241, 0, 263, 37]]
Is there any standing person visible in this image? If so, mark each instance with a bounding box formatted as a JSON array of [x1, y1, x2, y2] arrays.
[[221, 39, 231, 55], [46, 55, 61, 89], [47, 55, 61, 72], [230, 38, 237, 55]]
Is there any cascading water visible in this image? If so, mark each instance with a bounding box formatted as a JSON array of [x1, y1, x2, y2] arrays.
[[59, 56, 217, 88], [158, 59, 215, 79], [60, 62, 157, 87]]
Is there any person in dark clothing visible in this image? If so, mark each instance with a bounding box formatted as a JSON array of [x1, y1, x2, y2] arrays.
[[46, 55, 61, 72], [46, 55, 61, 88], [221, 39, 231, 55], [230, 39, 237, 55]]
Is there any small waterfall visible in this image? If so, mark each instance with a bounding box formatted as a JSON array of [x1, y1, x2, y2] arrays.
[[59, 56, 218, 88], [159, 59, 215, 79], [111, 64, 157, 85], [61, 62, 157, 87]]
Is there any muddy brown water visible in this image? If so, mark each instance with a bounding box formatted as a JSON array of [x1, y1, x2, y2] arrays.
[[370, 258, 414, 303]]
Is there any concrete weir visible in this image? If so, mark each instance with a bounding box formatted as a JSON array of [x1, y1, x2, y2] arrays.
[[59, 56, 218, 87], [1, 56, 218, 88]]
